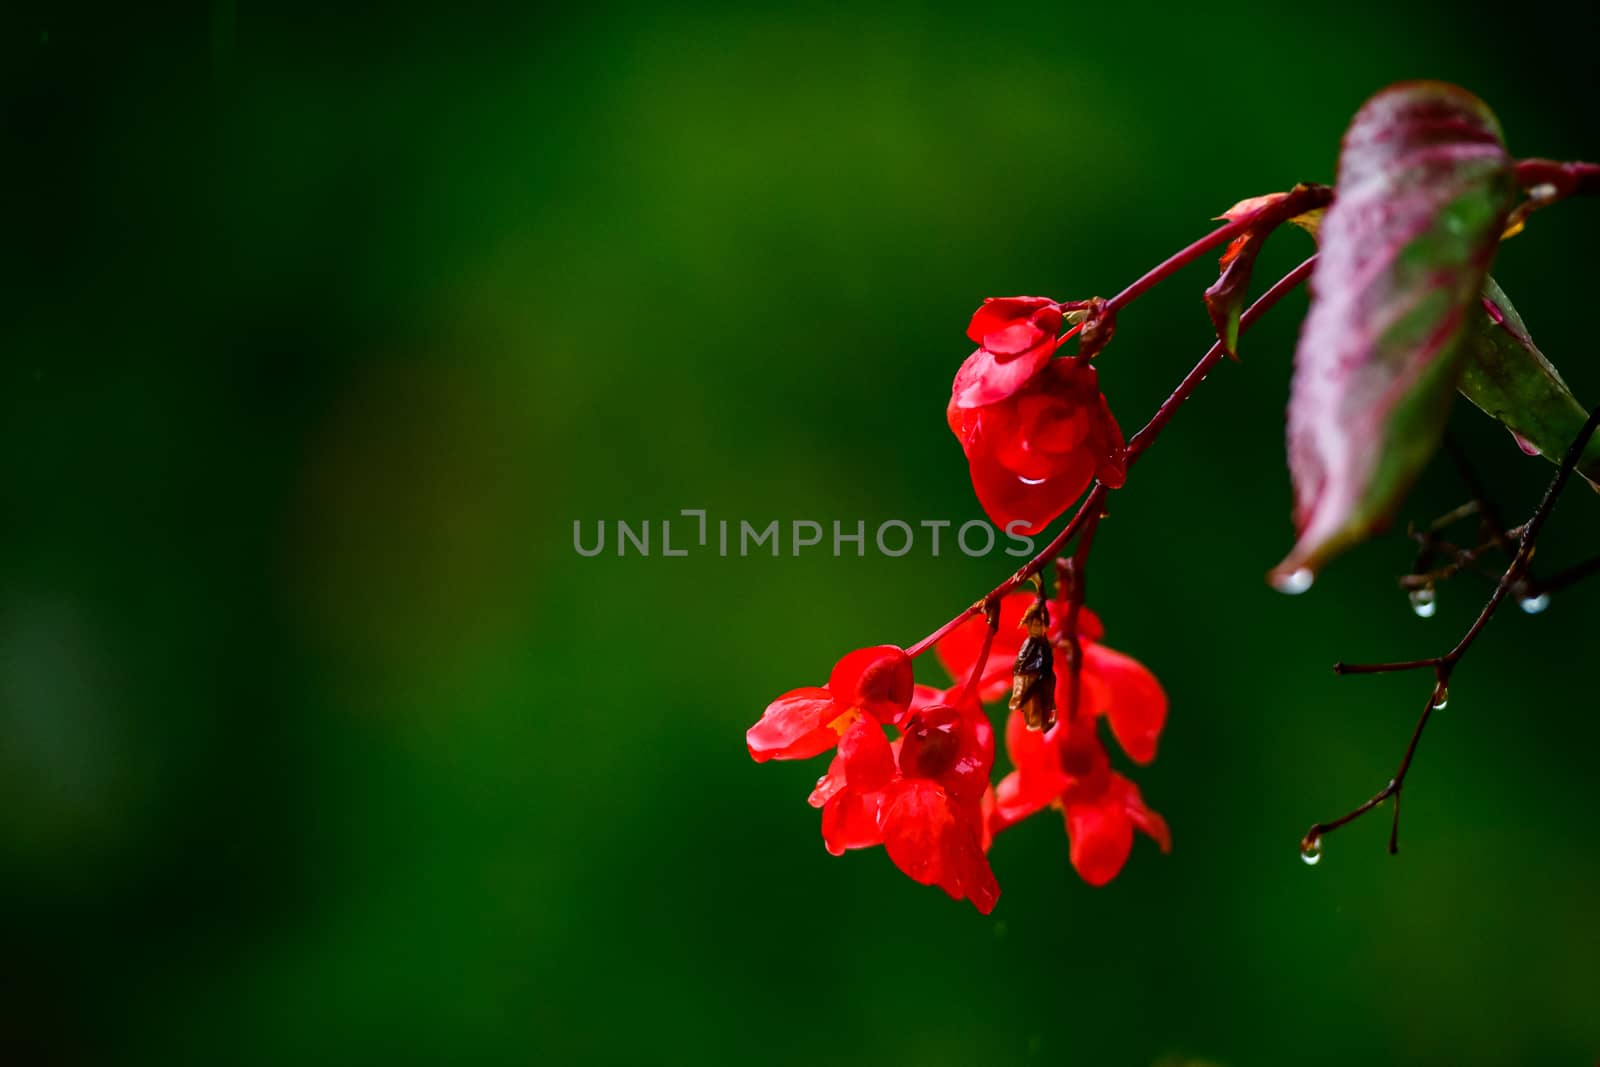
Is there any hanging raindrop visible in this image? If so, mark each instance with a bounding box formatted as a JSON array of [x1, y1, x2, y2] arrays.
[[1408, 587, 1437, 618], [1273, 568, 1314, 595], [1519, 592, 1551, 614], [1432, 686, 1449, 710], [1300, 837, 1323, 866]]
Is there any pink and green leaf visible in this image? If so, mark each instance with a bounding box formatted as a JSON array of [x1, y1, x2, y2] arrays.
[[1273, 81, 1519, 585]]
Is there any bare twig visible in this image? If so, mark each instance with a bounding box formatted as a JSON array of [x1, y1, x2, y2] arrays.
[[1303, 406, 1600, 860]]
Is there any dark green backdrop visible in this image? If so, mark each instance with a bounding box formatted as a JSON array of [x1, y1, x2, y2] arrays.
[[5, 3, 1598, 1064]]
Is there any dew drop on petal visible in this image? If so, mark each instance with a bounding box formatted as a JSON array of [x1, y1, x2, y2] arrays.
[[1519, 592, 1551, 614], [1300, 837, 1322, 866], [1408, 587, 1436, 618], [1273, 568, 1314, 595]]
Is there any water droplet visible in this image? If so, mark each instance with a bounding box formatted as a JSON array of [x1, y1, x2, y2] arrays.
[[1300, 837, 1322, 865], [1511, 431, 1542, 457], [1273, 568, 1314, 595], [1519, 592, 1550, 614], [1432, 686, 1449, 710], [1408, 587, 1436, 618]]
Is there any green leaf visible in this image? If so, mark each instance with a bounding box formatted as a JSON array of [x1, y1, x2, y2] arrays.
[[1462, 277, 1600, 489], [1272, 82, 1519, 587]]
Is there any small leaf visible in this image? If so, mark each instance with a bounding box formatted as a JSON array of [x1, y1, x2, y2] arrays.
[[1461, 277, 1600, 488], [1273, 82, 1519, 584], [1204, 185, 1327, 359]]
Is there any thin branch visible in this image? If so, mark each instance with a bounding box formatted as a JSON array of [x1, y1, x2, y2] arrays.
[[1398, 531, 1517, 590], [1304, 405, 1600, 859], [1331, 658, 1440, 676], [954, 598, 1001, 706], [1511, 158, 1600, 199], [1104, 187, 1330, 316]]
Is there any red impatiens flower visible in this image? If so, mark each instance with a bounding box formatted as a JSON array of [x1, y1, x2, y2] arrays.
[[953, 297, 1067, 409], [746, 645, 914, 762], [807, 685, 999, 913], [948, 357, 1128, 535], [933, 593, 1165, 765], [992, 712, 1170, 887]]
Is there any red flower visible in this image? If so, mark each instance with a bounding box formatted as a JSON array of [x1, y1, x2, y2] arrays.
[[948, 357, 1127, 535], [807, 686, 999, 913], [953, 297, 1066, 409], [746, 645, 914, 762], [992, 712, 1170, 887], [933, 593, 1164, 764]]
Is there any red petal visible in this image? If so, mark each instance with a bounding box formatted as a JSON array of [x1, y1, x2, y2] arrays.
[[821, 788, 886, 855], [962, 425, 1094, 536], [1112, 773, 1172, 853], [1053, 716, 1113, 802], [992, 710, 1072, 827], [828, 645, 914, 724], [979, 785, 997, 851], [747, 686, 840, 763], [807, 714, 890, 806], [812, 719, 898, 854], [835, 716, 897, 789], [991, 396, 1093, 480], [1064, 797, 1134, 887], [991, 771, 1042, 833], [951, 344, 1058, 410], [882, 780, 1000, 914], [983, 320, 1051, 357], [1090, 392, 1128, 489], [966, 296, 1059, 346], [1081, 643, 1167, 765], [947, 355, 985, 445], [951, 361, 1117, 534], [898, 704, 963, 781], [945, 705, 996, 808]]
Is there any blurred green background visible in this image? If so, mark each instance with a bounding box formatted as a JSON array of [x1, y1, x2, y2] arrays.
[[5, 3, 1598, 1064]]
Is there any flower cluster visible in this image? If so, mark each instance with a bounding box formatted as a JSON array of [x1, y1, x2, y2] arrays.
[[745, 295, 1169, 912], [948, 297, 1127, 535], [747, 592, 1168, 912]]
